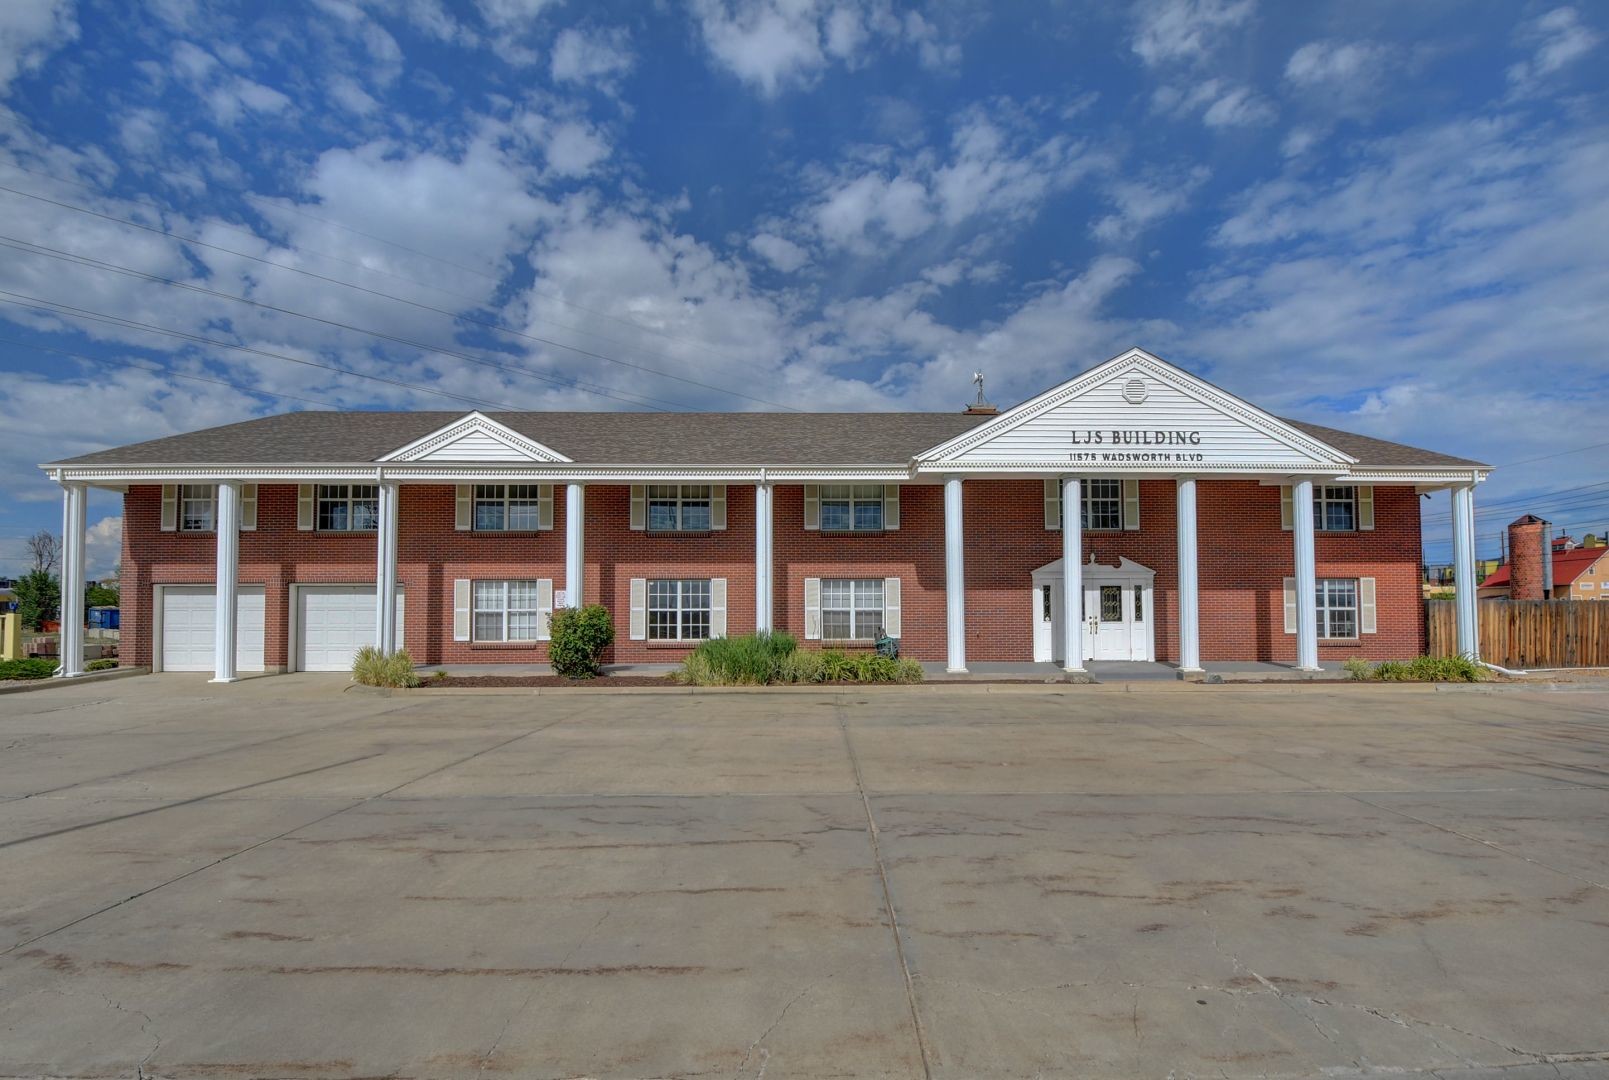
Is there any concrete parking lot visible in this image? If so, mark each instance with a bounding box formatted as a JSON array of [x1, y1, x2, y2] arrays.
[[1, 676, 1607, 1080]]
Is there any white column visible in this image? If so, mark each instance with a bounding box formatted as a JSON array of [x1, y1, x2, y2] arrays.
[[1292, 478, 1319, 671], [1176, 477, 1202, 673], [375, 480, 400, 653], [1061, 477, 1085, 672], [944, 476, 966, 673], [56, 482, 87, 678], [1452, 483, 1480, 660], [754, 482, 772, 633], [564, 482, 585, 608], [211, 480, 241, 683]]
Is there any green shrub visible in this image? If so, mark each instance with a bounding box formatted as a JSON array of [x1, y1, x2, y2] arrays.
[[86, 658, 118, 672], [352, 646, 421, 688], [549, 604, 615, 679], [1343, 656, 1373, 681], [0, 658, 59, 680]]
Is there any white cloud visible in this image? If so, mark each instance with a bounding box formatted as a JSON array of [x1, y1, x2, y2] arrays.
[[543, 120, 611, 177], [0, 0, 77, 94], [327, 74, 381, 116], [550, 26, 634, 90], [749, 231, 810, 272], [1091, 166, 1209, 242], [1507, 7, 1601, 96], [85, 515, 121, 578], [690, 0, 961, 97], [1131, 0, 1254, 66], [1153, 78, 1274, 128], [1285, 39, 1393, 86]]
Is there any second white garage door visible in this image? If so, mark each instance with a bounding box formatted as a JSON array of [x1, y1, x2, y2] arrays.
[[160, 586, 266, 672], [296, 585, 405, 672]]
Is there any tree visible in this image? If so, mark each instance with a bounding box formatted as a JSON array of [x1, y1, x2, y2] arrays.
[[25, 531, 60, 574], [14, 570, 60, 632], [86, 582, 120, 607]]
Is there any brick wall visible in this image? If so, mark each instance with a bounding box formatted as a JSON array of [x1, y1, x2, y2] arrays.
[[121, 478, 1424, 668]]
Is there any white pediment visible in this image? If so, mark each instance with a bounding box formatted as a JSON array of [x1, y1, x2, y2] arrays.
[[379, 412, 571, 463], [1032, 556, 1155, 582], [918, 349, 1354, 473]]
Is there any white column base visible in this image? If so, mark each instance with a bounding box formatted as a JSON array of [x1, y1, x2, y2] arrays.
[[208, 676, 240, 684]]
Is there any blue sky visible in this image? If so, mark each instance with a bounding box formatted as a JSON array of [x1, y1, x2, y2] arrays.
[[0, 0, 1605, 577]]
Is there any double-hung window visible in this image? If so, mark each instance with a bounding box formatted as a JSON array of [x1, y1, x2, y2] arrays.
[[820, 485, 884, 531], [1316, 578, 1359, 639], [647, 485, 711, 531], [473, 580, 541, 642], [821, 578, 884, 640], [179, 484, 215, 532], [474, 485, 541, 531], [1082, 479, 1122, 531], [316, 485, 378, 532], [647, 578, 711, 641], [1314, 486, 1357, 532]]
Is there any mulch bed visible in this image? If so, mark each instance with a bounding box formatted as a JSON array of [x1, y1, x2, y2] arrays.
[[420, 675, 678, 687]]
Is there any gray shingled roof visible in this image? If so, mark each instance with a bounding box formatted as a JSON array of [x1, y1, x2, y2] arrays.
[[47, 409, 1488, 470]]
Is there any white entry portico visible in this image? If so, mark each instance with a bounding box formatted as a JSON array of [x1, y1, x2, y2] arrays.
[[1033, 556, 1155, 664]]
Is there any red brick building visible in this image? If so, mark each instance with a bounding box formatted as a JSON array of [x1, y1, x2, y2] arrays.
[[44, 350, 1491, 679]]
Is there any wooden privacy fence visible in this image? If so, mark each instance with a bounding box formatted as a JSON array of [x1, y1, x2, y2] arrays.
[[1427, 599, 1609, 668]]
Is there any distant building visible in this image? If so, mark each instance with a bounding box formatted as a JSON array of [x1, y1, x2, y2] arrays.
[[1480, 545, 1609, 600]]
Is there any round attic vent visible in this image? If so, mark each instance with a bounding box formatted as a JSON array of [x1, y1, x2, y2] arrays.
[[1122, 377, 1148, 405]]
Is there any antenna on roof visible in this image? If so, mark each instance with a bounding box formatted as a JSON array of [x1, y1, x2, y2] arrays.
[[965, 371, 998, 415]]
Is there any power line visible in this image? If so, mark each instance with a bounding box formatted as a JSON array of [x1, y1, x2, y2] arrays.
[[0, 181, 799, 411], [0, 336, 346, 409], [1420, 479, 1609, 524], [0, 235, 684, 413], [1497, 440, 1609, 469], [0, 291, 538, 413]]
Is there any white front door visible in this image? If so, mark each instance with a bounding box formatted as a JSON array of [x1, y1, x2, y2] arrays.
[[296, 585, 405, 672], [159, 586, 265, 672], [1085, 583, 1133, 661]]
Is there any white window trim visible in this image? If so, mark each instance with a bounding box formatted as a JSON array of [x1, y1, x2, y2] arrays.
[[316, 484, 379, 533], [819, 484, 884, 532], [1082, 479, 1122, 532], [472, 579, 543, 642], [1315, 485, 1358, 533], [647, 484, 714, 532], [472, 484, 543, 532], [646, 578, 713, 642], [1316, 577, 1359, 640], [179, 484, 216, 532], [820, 578, 885, 641]]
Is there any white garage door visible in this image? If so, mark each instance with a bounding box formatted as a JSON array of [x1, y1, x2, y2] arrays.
[[297, 585, 405, 672], [160, 586, 266, 672]]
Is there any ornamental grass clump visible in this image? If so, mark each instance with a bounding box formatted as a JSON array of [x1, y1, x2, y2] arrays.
[[679, 632, 796, 685], [351, 646, 421, 688], [675, 634, 922, 685], [549, 604, 615, 678], [1346, 655, 1484, 682]]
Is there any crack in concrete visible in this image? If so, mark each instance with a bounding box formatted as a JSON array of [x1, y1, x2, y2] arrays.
[[730, 977, 826, 1080], [835, 702, 933, 1080]]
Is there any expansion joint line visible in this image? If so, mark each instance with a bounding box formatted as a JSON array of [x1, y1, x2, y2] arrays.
[[835, 698, 933, 1080]]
